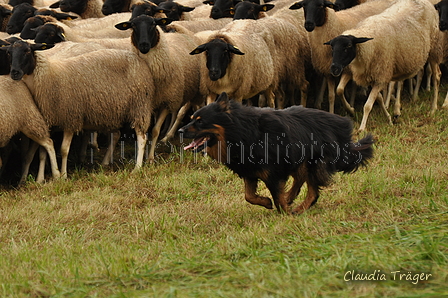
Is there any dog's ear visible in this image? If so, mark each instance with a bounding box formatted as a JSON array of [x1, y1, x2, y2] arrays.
[[216, 92, 230, 111]]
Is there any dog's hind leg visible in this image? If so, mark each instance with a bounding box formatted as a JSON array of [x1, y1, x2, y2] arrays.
[[265, 180, 290, 214], [291, 178, 320, 215], [286, 165, 307, 206], [244, 178, 273, 209]]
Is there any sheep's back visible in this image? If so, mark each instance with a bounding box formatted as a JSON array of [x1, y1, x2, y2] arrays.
[[32, 49, 154, 132], [345, 0, 437, 85]]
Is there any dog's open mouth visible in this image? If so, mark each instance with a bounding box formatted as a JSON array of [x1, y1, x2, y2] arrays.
[[184, 136, 210, 152]]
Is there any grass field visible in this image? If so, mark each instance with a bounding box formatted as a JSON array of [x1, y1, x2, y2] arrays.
[[0, 88, 447, 297]]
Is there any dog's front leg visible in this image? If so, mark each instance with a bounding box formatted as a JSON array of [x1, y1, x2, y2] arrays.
[[244, 178, 273, 209]]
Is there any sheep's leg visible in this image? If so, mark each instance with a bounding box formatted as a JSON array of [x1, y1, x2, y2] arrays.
[[33, 138, 60, 181], [442, 91, 448, 109], [35, 146, 47, 183], [161, 102, 191, 143], [134, 129, 147, 171], [265, 88, 275, 108], [429, 62, 441, 116], [425, 63, 432, 92], [0, 142, 13, 177], [148, 108, 171, 163], [412, 69, 424, 102], [385, 81, 395, 109], [393, 81, 403, 121], [60, 131, 74, 178], [101, 130, 121, 166], [275, 88, 285, 109], [314, 76, 327, 109], [327, 76, 336, 114], [79, 132, 89, 163], [297, 78, 309, 108], [348, 81, 357, 108], [20, 130, 60, 182], [19, 140, 40, 184], [359, 84, 389, 132], [336, 73, 355, 115]]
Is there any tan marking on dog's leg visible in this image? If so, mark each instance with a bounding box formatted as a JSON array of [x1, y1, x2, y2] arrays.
[[286, 165, 307, 205], [244, 178, 273, 209], [269, 180, 290, 214], [292, 179, 319, 215]]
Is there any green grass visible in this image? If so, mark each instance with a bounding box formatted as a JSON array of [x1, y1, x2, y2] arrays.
[[0, 88, 447, 297]]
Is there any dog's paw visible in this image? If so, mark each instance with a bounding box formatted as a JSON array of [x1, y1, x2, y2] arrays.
[[261, 197, 273, 209]]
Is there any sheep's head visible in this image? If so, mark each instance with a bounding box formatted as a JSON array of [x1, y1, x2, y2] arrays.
[[435, 0, 448, 31], [289, 0, 335, 32], [190, 38, 244, 81], [324, 35, 372, 77], [57, 0, 88, 15], [2, 40, 54, 81], [102, 0, 127, 15], [115, 15, 172, 54], [207, 0, 239, 19], [158, 1, 194, 21], [130, 2, 167, 20], [233, 2, 274, 20], [6, 3, 36, 34], [34, 23, 66, 44]]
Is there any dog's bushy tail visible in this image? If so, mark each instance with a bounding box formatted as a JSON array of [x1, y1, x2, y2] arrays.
[[338, 134, 374, 174]]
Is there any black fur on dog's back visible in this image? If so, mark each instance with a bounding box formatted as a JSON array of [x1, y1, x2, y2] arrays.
[[179, 93, 374, 214]]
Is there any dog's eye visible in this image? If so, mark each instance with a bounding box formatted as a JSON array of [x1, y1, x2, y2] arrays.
[[196, 118, 202, 125]]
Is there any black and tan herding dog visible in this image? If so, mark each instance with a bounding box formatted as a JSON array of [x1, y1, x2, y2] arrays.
[[179, 92, 374, 214]]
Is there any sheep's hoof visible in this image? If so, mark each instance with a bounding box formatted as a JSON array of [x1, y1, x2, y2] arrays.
[[393, 115, 400, 124], [442, 103, 448, 109]]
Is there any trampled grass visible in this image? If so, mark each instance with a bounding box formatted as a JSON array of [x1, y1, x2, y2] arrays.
[[0, 88, 447, 297]]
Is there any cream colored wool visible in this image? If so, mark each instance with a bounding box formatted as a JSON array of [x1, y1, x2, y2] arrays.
[[20, 46, 155, 174], [129, 25, 203, 161], [0, 76, 60, 183], [341, 0, 439, 130], [195, 22, 276, 107]]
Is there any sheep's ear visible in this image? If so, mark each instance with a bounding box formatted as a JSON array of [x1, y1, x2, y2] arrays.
[[54, 12, 78, 20], [323, 40, 332, 46], [435, 3, 441, 11], [31, 43, 54, 51], [216, 92, 230, 111], [228, 44, 244, 55], [115, 21, 132, 30], [4, 9, 12, 15], [262, 4, 275, 11], [180, 5, 195, 12], [289, 1, 303, 10], [49, 1, 60, 8], [324, 0, 335, 9], [155, 18, 173, 26], [57, 31, 66, 41], [190, 44, 207, 55], [353, 37, 373, 44]]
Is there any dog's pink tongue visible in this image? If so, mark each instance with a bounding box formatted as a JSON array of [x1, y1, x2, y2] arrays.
[[184, 141, 197, 150]]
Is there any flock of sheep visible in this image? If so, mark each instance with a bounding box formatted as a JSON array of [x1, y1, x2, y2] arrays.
[[0, 0, 447, 184]]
